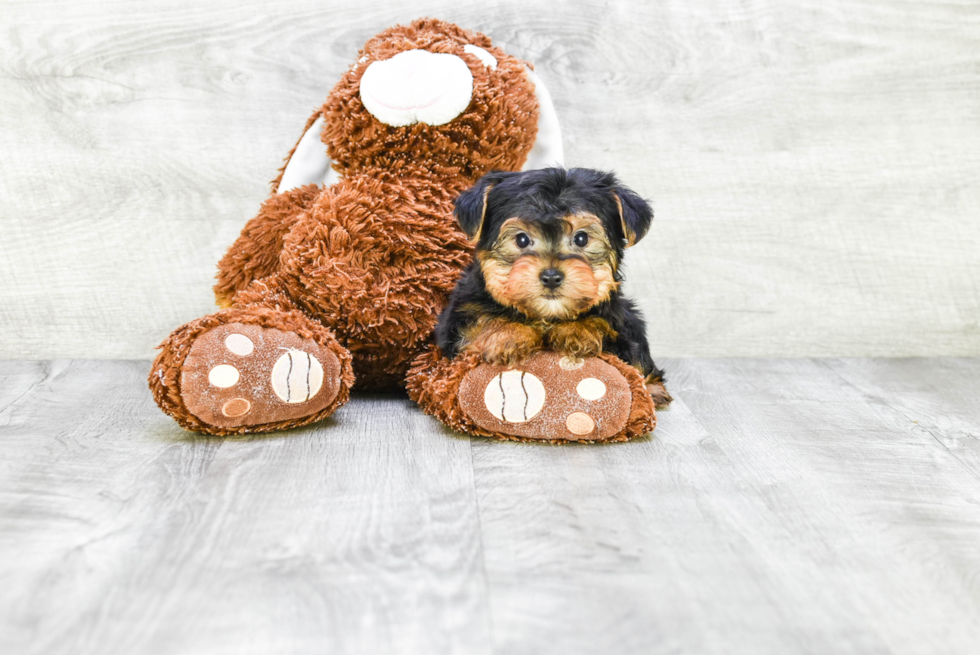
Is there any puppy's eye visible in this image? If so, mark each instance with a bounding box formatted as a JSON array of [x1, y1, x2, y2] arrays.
[[573, 231, 589, 247], [515, 233, 531, 248]]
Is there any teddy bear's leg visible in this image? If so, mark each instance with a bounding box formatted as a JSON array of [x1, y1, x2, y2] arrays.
[[150, 278, 354, 435], [213, 185, 322, 308], [406, 349, 656, 443]]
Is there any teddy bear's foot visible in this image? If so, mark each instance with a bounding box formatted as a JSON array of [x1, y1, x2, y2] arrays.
[[459, 352, 639, 441], [179, 322, 345, 429], [150, 310, 354, 435], [407, 349, 656, 443]]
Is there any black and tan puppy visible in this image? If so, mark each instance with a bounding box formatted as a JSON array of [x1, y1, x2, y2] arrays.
[[435, 167, 671, 407]]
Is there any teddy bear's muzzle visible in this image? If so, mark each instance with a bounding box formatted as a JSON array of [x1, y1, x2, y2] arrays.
[[359, 49, 474, 127]]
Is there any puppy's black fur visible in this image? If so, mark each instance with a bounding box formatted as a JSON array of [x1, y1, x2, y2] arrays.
[[436, 167, 668, 392]]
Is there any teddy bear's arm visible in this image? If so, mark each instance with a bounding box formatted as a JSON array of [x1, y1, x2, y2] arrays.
[[213, 184, 321, 307]]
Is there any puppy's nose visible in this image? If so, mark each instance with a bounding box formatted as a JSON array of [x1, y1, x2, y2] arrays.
[[539, 268, 564, 290]]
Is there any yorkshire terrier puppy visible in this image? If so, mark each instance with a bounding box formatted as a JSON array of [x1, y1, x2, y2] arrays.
[[435, 167, 671, 407]]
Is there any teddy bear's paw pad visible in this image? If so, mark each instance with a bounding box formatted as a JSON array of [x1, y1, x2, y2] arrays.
[[179, 323, 341, 429], [458, 352, 632, 441]]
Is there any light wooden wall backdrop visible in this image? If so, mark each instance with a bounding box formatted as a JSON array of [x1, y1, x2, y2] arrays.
[[1, 0, 978, 359]]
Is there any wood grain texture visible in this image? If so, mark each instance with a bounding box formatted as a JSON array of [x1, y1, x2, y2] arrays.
[[2, 357, 980, 654], [1, 0, 978, 358], [470, 356, 980, 654], [0, 361, 489, 655]]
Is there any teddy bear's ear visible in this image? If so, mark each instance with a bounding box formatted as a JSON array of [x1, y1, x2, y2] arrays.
[[521, 67, 564, 172], [454, 171, 519, 244], [611, 184, 653, 247], [276, 114, 340, 193]]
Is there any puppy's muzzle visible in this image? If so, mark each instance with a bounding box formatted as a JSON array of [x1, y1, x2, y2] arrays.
[[539, 267, 564, 290]]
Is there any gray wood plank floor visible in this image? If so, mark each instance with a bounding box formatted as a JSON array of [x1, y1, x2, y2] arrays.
[[2, 358, 979, 655]]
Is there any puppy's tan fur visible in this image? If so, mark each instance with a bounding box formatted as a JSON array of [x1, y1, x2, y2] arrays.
[[464, 214, 623, 364]]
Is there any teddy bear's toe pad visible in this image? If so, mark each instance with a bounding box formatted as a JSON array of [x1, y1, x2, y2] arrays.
[[179, 323, 341, 429], [457, 352, 632, 441]]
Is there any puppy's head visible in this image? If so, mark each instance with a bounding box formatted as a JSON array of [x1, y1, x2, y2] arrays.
[[455, 168, 653, 321]]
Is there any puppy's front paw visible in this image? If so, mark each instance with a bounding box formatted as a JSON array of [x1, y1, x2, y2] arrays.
[[468, 322, 543, 366], [546, 318, 614, 359]]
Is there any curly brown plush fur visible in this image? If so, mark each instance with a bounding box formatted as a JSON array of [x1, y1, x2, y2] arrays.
[[150, 18, 540, 434], [213, 20, 538, 388]]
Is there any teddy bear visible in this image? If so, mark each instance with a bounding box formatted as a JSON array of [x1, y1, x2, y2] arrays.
[[149, 18, 658, 442]]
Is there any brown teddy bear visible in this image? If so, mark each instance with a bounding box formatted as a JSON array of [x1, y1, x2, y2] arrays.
[[149, 18, 658, 442]]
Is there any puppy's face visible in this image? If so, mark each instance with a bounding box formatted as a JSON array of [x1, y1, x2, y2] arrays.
[[480, 214, 618, 320], [455, 168, 654, 321]]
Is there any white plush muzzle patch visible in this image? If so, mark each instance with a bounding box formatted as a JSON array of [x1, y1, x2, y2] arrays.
[[359, 49, 474, 127], [276, 50, 564, 194]]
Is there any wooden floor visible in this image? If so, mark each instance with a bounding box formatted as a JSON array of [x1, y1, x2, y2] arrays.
[[2, 357, 979, 654]]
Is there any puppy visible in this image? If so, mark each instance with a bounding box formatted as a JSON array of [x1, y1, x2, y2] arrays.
[[435, 167, 671, 407]]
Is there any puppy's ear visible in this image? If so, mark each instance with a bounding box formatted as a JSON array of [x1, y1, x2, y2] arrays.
[[455, 171, 518, 244], [611, 185, 653, 247]]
